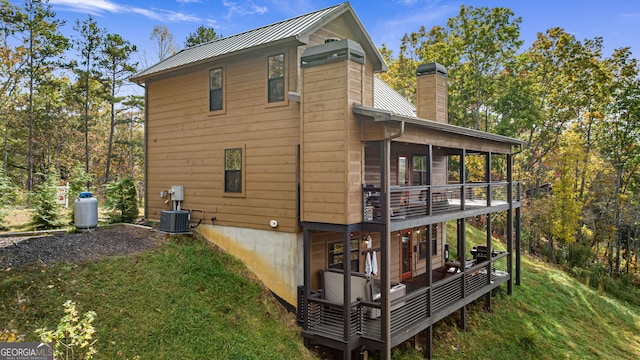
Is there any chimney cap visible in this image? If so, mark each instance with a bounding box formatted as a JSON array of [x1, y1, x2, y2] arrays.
[[417, 62, 447, 77]]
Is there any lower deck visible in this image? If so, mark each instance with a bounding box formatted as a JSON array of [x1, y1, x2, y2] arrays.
[[300, 253, 510, 352]]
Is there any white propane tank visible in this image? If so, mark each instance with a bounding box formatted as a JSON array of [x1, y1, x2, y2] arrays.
[[74, 191, 98, 229]]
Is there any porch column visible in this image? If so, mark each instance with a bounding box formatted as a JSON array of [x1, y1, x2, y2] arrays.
[[507, 154, 514, 295], [458, 218, 467, 330], [303, 228, 311, 330], [342, 230, 351, 344], [382, 138, 392, 360], [486, 213, 492, 311], [516, 206, 522, 286], [460, 149, 466, 210], [486, 152, 492, 207], [428, 144, 433, 216]]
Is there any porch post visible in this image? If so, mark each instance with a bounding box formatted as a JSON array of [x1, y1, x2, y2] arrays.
[[427, 144, 433, 216], [458, 218, 467, 330], [382, 139, 392, 360], [507, 154, 514, 295], [516, 206, 522, 286], [486, 152, 491, 206], [303, 228, 311, 330], [342, 230, 351, 343], [460, 149, 466, 210], [486, 213, 492, 311]]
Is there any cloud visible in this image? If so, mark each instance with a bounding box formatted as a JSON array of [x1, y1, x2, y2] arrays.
[[50, 0, 216, 25], [222, 0, 268, 20]]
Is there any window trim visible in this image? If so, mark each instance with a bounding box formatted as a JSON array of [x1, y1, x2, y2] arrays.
[[266, 52, 288, 108], [223, 145, 245, 197], [209, 65, 226, 115]]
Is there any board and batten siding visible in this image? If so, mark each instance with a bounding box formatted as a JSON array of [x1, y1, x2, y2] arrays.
[[145, 46, 301, 233]]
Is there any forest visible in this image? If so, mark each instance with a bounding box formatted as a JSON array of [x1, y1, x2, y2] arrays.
[[1, 1, 639, 283]]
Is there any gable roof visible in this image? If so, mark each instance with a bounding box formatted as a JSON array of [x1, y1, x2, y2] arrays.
[[131, 2, 386, 83]]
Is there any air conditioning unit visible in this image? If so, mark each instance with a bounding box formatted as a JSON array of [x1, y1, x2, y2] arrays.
[[160, 210, 190, 233]]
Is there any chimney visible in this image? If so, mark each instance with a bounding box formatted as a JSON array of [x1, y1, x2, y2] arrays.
[[416, 63, 448, 123]]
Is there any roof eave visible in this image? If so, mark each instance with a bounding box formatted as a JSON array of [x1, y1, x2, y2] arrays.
[[352, 104, 526, 147], [130, 37, 305, 84]]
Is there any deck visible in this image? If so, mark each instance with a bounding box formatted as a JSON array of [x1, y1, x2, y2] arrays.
[[300, 252, 510, 351], [363, 182, 520, 230]]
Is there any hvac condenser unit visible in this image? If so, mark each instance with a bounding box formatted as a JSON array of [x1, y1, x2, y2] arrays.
[[159, 210, 190, 233]]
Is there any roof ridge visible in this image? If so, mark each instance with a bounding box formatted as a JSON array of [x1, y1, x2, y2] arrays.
[[183, 3, 346, 51]]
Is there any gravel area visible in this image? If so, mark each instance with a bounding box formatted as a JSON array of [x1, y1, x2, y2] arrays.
[[0, 225, 167, 269]]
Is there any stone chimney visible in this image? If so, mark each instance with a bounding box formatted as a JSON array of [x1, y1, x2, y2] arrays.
[[415, 62, 448, 123]]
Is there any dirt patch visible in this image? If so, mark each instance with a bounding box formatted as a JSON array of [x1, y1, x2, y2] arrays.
[[0, 225, 167, 269]]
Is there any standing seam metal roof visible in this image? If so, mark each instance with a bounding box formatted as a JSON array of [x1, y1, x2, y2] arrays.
[[131, 2, 377, 82]]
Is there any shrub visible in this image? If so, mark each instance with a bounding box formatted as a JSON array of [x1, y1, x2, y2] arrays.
[[104, 177, 139, 223], [31, 171, 63, 230], [36, 300, 97, 360], [0, 169, 18, 230]]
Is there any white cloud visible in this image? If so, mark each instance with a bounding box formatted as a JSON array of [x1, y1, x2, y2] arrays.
[[222, 0, 268, 20], [50, 0, 215, 25]]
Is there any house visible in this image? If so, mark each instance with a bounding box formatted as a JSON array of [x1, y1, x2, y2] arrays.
[[130, 2, 524, 359]]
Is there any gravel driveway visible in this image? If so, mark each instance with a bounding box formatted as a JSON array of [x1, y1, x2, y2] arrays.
[[0, 225, 166, 269]]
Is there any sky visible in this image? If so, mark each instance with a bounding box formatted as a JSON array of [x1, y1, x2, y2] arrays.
[[44, 0, 640, 94]]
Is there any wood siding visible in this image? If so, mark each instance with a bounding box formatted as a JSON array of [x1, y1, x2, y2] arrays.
[[301, 56, 371, 225], [145, 46, 301, 233]]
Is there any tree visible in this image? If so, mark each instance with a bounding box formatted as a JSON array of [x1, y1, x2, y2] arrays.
[[31, 169, 63, 229], [18, 0, 68, 193], [596, 47, 640, 274], [100, 33, 137, 183], [184, 25, 220, 47], [150, 24, 178, 61], [104, 176, 138, 223], [72, 16, 105, 178]]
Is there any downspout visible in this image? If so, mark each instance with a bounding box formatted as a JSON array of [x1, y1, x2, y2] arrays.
[[381, 118, 404, 360]]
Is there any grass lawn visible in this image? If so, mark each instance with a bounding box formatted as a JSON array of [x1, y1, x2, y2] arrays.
[[2, 223, 639, 359], [0, 235, 316, 360]]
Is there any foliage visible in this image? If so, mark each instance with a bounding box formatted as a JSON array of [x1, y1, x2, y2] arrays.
[[184, 25, 220, 47], [150, 24, 178, 62], [100, 33, 138, 183], [30, 170, 63, 229], [68, 165, 94, 204], [104, 177, 138, 223], [0, 235, 316, 359], [36, 300, 97, 360]]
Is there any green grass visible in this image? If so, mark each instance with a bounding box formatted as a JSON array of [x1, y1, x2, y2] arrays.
[[0, 235, 316, 360], [2, 228, 639, 360]]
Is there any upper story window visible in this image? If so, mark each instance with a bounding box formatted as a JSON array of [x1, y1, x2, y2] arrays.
[[268, 53, 285, 103], [209, 67, 223, 111], [224, 148, 242, 193]]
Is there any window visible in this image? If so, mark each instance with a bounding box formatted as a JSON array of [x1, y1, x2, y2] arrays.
[[412, 155, 428, 185], [224, 148, 242, 193], [328, 235, 359, 271], [431, 224, 438, 256], [268, 54, 285, 103], [418, 224, 438, 260], [418, 226, 427, 260], [209, 67, 223, 111]]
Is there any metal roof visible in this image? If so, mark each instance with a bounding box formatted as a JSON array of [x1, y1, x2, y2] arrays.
[[352, 103, 526, 147], [373, 77, 416, 118], [131, 2, 386, 82]]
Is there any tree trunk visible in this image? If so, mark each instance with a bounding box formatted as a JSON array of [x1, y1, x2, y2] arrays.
[[105, 76, 115, 183]]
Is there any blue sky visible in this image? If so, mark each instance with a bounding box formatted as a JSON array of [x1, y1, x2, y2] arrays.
[[46, 0, 640, 91]]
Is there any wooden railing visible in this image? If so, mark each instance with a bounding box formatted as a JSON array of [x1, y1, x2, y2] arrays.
[[301, 253, 510, 345], [363, 182, 520, 223]]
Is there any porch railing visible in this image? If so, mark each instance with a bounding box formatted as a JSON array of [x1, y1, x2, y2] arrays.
[[363, 182, 520, 223], [302, 252, 510, 345]]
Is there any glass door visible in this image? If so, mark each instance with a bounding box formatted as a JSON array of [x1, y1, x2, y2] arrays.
[[401, 234, 412, 280]]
